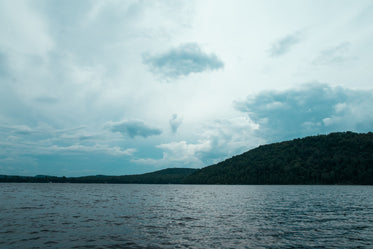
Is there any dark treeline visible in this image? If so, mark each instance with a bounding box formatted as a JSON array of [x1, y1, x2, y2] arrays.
[[1, 132, 372, 185], [0, 168, 197, 184], [184, 132, 373, 185]]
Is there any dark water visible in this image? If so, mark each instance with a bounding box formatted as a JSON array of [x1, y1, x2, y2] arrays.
[[0, 184, 372, 249]]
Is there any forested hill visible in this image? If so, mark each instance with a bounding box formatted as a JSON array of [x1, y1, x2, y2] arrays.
[[184, 132, 373, 185]]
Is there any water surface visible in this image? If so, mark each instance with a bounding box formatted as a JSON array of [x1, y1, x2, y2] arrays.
[[1, 184, 372, 248]]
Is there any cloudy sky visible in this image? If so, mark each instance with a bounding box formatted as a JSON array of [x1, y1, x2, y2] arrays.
[[1, 0, 373, 176]]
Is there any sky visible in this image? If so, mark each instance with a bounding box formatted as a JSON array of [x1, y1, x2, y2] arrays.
[[1, 0, 373, 176]]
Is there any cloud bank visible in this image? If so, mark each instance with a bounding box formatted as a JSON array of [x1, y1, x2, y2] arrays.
[[143, 43, 224, 78], [0, 123, 137, 175], [235, 83, 373, 142]]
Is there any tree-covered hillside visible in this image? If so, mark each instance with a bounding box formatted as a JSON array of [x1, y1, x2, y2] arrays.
[[184, 132, 373, 184]]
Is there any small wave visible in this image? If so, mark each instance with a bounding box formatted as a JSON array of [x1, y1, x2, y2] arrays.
[[16, 206, 43, 210], [175, 217, 199, 222], [44, 240, 58, 245], [21, 236, 41, 241]]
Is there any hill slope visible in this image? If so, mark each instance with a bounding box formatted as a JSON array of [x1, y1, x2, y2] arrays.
[[184, 132, 373, 185]]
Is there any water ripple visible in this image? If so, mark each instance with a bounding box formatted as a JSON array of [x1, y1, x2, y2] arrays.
[[0, 184, 372, 248]]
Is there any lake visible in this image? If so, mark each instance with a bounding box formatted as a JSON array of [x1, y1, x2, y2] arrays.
[[0, 184, 372, 248]]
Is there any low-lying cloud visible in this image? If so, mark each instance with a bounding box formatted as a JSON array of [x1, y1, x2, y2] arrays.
[[143, 43, 224, 78], [132, 140, 211, 168], [0, 123, 138, 162], [133, 116, 264, 168]]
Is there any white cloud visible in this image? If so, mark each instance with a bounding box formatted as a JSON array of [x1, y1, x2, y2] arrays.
[[334, 103, 347, 113], [132, 140, 211, 168], [133, 115, 263, 167], [0, 1, 54, 57]]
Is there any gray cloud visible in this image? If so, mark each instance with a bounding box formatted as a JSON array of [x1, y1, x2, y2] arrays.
[[235, 83, 373, 142], [313, 42, 354, 65], [169, 114, 182, 133], [143, 43, 224, 78], [270, 31, 302, 57], [34, 96, 58, 104], [109, 120, 162, 138]]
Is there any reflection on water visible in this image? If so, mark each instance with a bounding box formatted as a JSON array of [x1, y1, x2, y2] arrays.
[[0, 184, 372, 248]]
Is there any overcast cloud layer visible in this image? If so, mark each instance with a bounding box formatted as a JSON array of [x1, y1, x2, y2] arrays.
[[0, 0, 372, 176]]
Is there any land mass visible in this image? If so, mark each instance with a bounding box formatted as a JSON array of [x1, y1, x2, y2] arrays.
[[0, 168, 198, 184], [1, 132, 372, 184], [184, 131, 373, 185]]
